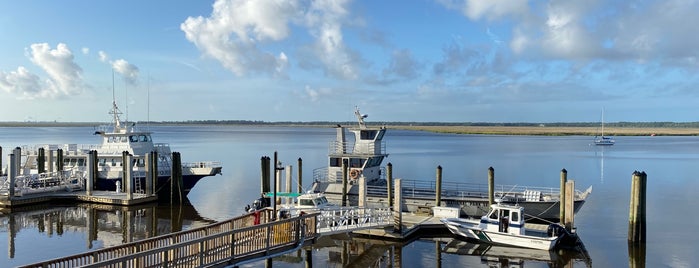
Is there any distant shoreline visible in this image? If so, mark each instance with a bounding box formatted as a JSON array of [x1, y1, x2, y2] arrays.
[[1, 122, 698, 136]]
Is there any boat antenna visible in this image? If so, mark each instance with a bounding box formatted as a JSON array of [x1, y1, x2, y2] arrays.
[[109, 69, 124, 131], [147, 73, 150, 130], [354, 106, 367, 129]]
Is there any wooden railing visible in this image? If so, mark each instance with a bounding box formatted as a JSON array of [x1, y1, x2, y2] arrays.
[[20, 209, 318, 268]]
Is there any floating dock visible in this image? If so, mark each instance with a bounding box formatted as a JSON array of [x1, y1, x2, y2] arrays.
[[0, 190, 157, 207]]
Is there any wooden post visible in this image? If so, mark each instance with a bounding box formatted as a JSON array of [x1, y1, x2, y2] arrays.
[[151, 151, 158, 196], [9, 152, 16, 198], [38, 147, 45, 174], [488, 167, 494, 206], [435, 165, 442, 207], [260, 156, 267, 195], [304, 248, 313, 268], [56, 148, 64, 172], [47, 149, 54, 173], [297, 158, 303, 193], [342, 159, 348, 207], [273, 152, 278, 219], [86, 151, 94, 196], [0, 146, 2, 176], [628, 171, 647, 243], [171, 152, 183, 204], [564, 180, 575, 231], [91, 150, 99, 192], [560, 169, 568, 223], [124, 151, 133, 200], [393, 178, 403, 233], [359, 175, 366, 207], [387, 163, 393, 208], [285, 165, 292, 205], [145, 152, 154, 196]]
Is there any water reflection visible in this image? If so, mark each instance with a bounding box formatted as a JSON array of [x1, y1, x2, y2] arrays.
[[441, 238, 592, 268], [0, 202, 215, 259]]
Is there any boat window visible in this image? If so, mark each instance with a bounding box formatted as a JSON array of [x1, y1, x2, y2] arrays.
[[139, 135, 149, 142], [360, 130, 377, 140], [111, 159, 117, 166], [349, 158, 365, 168], [376, 129, 385, 140], [99, 158, 106, 166], [329, 157, 341, 167], [130, 135, 138, 142], [489, 209, 499, 220], [77, 158, 85, 166], [511, 211, 519, 222], [120, 136, 127, 142], [108, 136, 115, 143], [300, 199, 314, 206], [500, 209, 510, 219]]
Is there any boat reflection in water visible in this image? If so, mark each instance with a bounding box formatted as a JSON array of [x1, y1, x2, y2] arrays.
[[441, 238, 592, 268], [0, 202, 214, 259]]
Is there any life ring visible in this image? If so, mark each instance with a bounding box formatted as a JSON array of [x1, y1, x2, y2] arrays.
[[350, 169, 361, 179]]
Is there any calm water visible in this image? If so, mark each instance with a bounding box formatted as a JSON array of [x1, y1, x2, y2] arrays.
[[1, 125, 698, 267]]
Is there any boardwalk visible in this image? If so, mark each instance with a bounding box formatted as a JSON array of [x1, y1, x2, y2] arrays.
[[20, 206, 394, 268]]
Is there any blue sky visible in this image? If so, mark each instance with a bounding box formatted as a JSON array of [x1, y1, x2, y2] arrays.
[[1, 0, 698, 123]]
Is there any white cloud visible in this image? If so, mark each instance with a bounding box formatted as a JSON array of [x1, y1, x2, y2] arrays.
[[98, 51, 109, 62], [1, 43, 85, 99], [181, 0, 358, 80], [112, 59, 139, 85], [437, 0, 529, 20], [180, 0, 297, 77], [0, 66, 42, 97], [98, 50, 140, 84], [82, 47, 90, 55]]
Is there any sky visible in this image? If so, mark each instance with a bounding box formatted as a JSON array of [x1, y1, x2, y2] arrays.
[[1, 0, 698, 123]]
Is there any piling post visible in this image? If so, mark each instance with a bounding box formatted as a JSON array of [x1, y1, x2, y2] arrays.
[[56, 148, 64, 172], [304, 248, 313, 268], [86, 150, 94, 196], [628, 171, 647, 243], [47, 149, 54, 173], [488, 167, 494, 206], [393, 178, 403, 233], [9, 152, 16, 198], [170, 152, 183, 204], [273, 152, 278, 219], [151, 151, 158, 196], [124, 151, 133, 200], [560, 169, 568, 223], [435, 165, 443, 207], [297, 158, 303, 193], [342, 159, 348, 207], [387, 163, 393, 208], [145, 152, 154, 196], [38, 147, 45, 174], [564, 180, 575, 231], [285, 165, 293, 205], [359, 175, 366, 207], [0, 146, 2, 175], [91, 150, 99, 192], [260, 156, 267, 195]]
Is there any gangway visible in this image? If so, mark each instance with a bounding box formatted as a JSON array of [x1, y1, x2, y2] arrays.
[[19, 206, 393, 267]]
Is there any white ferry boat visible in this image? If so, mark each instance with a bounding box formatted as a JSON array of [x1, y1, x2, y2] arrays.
[[310, 108, 591, 221], [13, 101, 222, 199]]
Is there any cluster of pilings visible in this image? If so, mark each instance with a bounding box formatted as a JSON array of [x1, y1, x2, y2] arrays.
[[2, 145, 187, 205], [259, 152, 304, 219]]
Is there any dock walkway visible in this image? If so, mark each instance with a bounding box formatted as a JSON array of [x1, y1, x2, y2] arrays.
[[0, 190, 158, 207]]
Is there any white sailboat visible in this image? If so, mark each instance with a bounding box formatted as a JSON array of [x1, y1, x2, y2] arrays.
[[594, 109, 615, 146]]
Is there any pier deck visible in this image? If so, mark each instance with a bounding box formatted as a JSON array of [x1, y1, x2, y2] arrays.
[[0, 190, 158, 207]]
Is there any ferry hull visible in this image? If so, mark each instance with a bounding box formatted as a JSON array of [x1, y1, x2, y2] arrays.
[[93, 175, 208, 200]]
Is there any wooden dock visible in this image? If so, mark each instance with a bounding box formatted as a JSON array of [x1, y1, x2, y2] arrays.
[[0, 190, 158, 207], [19, 209, 317, 268]]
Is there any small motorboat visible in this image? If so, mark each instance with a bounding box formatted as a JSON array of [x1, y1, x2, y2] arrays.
[[440, 202, 575, 250]]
